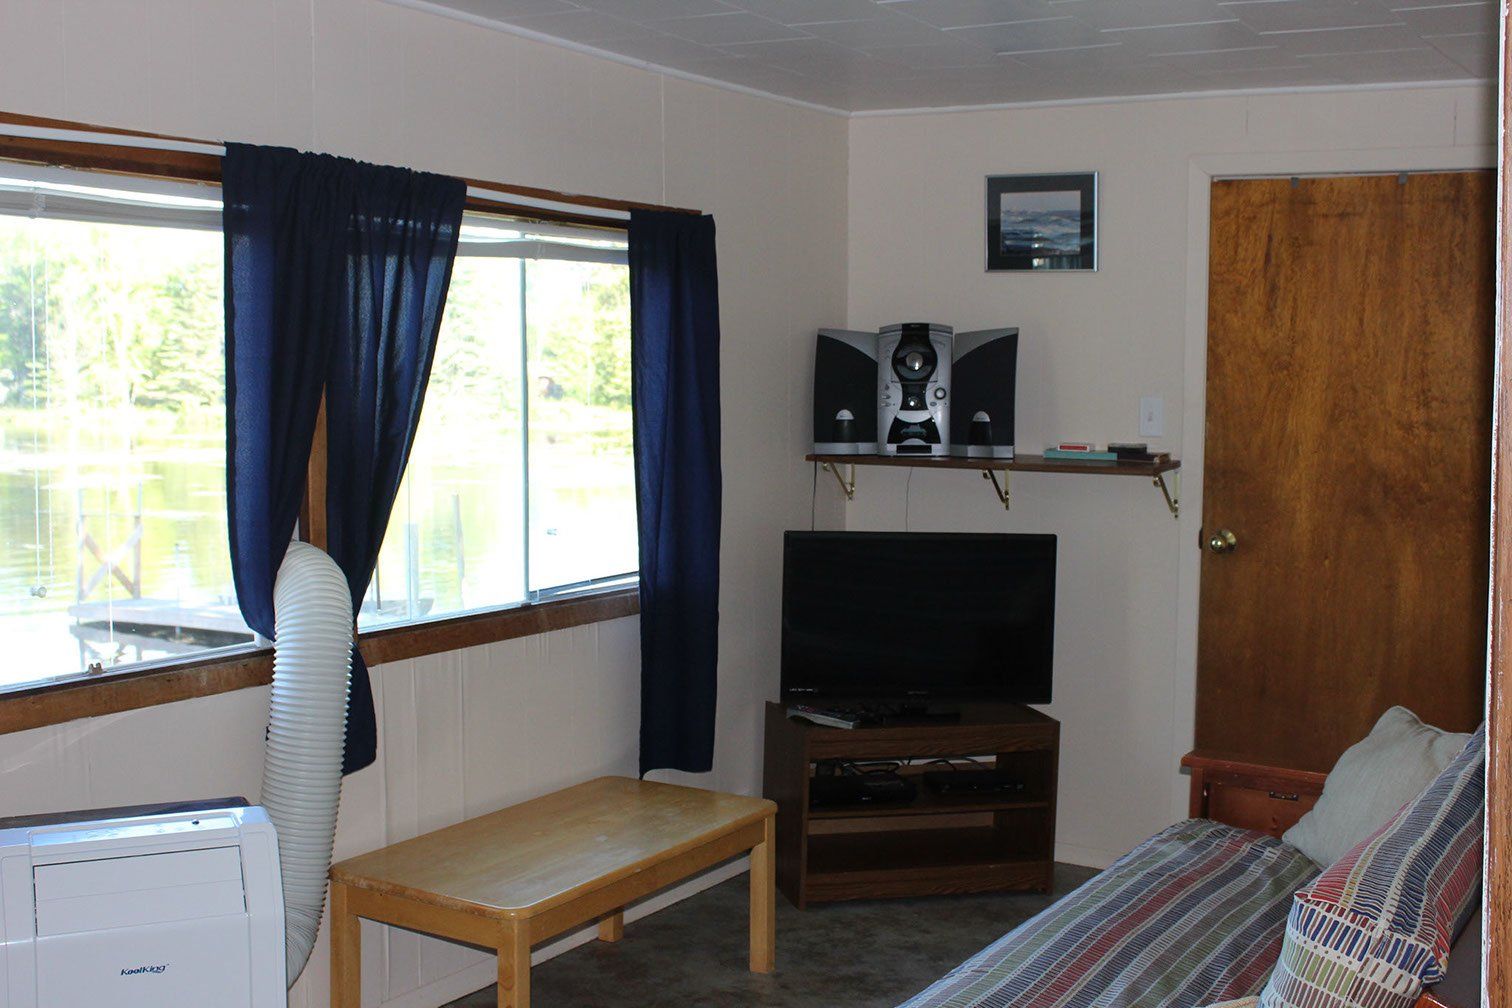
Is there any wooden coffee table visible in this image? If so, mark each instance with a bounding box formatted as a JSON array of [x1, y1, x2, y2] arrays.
[[328, 776, 777, 1008]]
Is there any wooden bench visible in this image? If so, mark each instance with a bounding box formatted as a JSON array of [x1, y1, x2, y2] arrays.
[[328, 776, 777, 1008]]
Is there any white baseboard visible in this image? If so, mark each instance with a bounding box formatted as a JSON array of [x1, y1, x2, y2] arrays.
[[378, 856, 751, 1008]]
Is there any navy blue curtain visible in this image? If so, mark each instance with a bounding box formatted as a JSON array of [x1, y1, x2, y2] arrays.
[[224, 143, 465, 774], [629, 210, 723, 777]]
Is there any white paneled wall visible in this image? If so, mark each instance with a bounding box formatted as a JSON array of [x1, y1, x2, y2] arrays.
[[845, 84, 1495, 867], [14, 4, 1498, 1007], [332, 620, 649, 1008], [0, 5, 849, 1005], [0, 618, 742, 1008], [361, 627, 634, 1005]]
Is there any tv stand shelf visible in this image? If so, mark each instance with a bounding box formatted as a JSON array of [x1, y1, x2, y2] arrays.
[[762, 702, 1059, 908], [805, 452, 1181, 517]]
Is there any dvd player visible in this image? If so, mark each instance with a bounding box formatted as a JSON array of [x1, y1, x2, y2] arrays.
[[921, 768, 1026, 796], [808, 772, 918, 808]]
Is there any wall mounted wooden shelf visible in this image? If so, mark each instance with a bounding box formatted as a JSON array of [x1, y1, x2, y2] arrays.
[[805, 453, 1181, 517]]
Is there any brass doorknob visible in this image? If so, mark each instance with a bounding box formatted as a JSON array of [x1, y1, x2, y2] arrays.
[[1208, 529, 1238, 555]]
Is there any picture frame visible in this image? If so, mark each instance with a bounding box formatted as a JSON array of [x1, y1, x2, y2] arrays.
[[986, 172, 1098, 272]]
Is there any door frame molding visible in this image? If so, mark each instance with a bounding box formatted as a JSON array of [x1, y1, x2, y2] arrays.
[[1170, 145, 1495, 820], [1486, 19, 1510, 1007]]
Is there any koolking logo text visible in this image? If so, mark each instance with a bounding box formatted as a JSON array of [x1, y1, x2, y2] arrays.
[[120, 964, 168, 976]]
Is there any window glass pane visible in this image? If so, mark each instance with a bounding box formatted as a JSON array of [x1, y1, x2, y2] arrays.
[[525, 259, 636, 593], [360, 225, 635, 629], [360, 256, 526, 628], [0, 212, 250, 690]]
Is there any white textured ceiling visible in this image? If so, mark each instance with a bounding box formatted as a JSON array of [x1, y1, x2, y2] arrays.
[[411, 0, 1496, 111]]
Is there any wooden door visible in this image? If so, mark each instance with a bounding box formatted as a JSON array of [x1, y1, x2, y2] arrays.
[[1197, 173, 1493, 773]]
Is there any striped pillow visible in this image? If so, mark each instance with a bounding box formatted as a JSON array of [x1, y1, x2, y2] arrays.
[[1259, 724, 1484, 1008]]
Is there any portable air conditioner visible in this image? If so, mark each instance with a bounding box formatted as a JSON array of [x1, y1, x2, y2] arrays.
[[0, 543, 355, 1008], [0, 804, 286, 1007]]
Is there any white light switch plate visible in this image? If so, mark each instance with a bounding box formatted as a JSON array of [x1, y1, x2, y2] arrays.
[[1140, 397, 1164, 437]]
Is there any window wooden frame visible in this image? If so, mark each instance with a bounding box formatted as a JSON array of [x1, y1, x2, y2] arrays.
[[0, 110, 672, 735], [0, 589, 639, 735]]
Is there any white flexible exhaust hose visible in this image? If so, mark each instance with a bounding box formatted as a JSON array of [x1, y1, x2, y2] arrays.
[[262, 541, 353, 986]]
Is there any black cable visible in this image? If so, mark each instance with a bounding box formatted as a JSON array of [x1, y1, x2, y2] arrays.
[[842, 760, 903, 776], [921, 756, 984, 772], [904, 467, 914, 531]]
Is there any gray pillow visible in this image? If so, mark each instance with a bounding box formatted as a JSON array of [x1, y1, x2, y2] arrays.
[[1282, 706, 1470, 867]]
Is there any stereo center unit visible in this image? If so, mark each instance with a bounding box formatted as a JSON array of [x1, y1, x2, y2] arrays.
[[878, 322, 952, 457]]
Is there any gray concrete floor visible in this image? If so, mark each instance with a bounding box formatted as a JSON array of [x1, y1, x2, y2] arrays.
[[444, 863, 1098, 1008]]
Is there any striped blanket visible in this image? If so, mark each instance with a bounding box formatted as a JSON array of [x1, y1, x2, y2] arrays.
[[897, 820, 1319, 1008]]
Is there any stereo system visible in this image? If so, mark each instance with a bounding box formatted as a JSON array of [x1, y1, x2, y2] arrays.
[[813, 323, 1018, 458]]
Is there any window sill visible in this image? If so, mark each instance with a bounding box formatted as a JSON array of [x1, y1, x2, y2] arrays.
[[0, 587, 639, 736]]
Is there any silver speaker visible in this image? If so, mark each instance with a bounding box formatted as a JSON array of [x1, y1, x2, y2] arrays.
[[878, 322, 952, 457]]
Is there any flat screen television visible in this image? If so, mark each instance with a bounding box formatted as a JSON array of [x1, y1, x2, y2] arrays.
[[781, 531, 1056, 705]]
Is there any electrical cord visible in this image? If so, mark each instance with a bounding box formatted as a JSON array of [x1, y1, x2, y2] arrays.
[[842, 757, 990, 775], [922, 756, 984, 772], [841, 760, 904, 776], [810, 461, 818, 530], [904, 467, 914, 531]]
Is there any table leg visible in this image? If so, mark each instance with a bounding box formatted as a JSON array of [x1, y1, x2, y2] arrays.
[[749, 813, 776, 974], [330, 882, 361, 1008], [598, 908, 624, 942], [497, 920, 532, 1008]]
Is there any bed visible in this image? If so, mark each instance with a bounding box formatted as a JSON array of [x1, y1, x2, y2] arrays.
[[895, 750, 1480, 1008], [897, 818, 1315, 1008]]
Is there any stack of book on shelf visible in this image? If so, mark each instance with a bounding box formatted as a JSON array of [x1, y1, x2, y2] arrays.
[[1042, 442, 1172, 464]]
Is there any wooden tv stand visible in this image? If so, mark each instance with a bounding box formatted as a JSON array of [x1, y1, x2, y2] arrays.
[[762, 701, 1058, 908]]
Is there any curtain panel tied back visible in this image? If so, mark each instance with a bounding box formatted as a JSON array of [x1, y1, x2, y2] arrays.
[[223, 143, 465, 774], [630, 210, 723, 777]]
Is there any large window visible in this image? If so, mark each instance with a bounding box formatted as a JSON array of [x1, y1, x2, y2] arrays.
[[0, 168, 636, 691], [361, 219, 636, 629], [0, 171, 249, 691]]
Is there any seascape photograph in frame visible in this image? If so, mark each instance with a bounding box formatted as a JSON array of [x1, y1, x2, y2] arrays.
[[986, 173, 1098, 272]]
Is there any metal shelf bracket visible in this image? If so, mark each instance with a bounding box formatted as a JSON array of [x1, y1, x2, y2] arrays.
[[982, 468, 1010, 510], [1154, 472, 1179, 519], [821, 461, 857, 501]]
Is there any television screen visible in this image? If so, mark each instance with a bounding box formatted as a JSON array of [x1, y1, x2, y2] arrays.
[[781, 531, 1055, 704]]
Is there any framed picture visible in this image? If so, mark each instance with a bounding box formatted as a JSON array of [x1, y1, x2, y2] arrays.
[[986, 173, 1098, 272]]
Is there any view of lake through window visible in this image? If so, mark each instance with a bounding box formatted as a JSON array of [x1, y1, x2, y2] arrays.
[[361, 249, 637, 630], [0, 186, 636, 691], [0, 211, 246, 689]]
